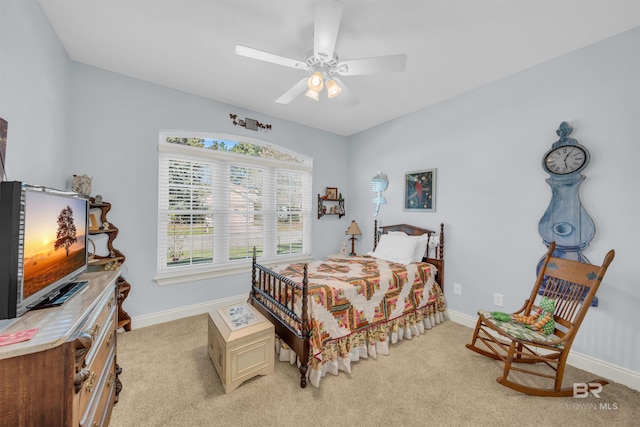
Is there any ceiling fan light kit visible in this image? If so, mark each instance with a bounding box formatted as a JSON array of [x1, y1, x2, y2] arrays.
[[303, 71, 342, 101], [235, 0, 406, 107]]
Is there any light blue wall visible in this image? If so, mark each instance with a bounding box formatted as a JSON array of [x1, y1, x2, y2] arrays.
[[1, 0, 350, 317], [2, 0, 639, 374], [0, 0, 71, 186], [348, 27, 640, 373], [68, 63, 349, 315]]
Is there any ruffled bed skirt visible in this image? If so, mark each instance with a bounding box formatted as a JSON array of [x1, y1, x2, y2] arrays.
[[276, 306, 446, 388]]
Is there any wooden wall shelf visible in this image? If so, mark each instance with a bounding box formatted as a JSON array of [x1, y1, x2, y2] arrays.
[[89, 199, 132, 332], [318, 194, 345, 219]]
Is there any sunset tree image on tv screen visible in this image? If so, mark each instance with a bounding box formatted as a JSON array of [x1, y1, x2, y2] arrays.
[[54, 206, 78, 256], [23, 192, 86, 299]]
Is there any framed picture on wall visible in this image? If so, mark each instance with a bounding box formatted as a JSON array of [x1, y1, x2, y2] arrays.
[[325, 187, 338, 200], [404, 168, 436, 212]]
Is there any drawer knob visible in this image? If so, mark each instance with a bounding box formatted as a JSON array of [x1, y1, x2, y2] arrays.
[[89, 323, 101, 341], [85, 371, 97, 393], [106, 331, 114, 347]]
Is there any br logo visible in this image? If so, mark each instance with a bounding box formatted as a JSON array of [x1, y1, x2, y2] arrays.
[[573, 383, 603, 398]]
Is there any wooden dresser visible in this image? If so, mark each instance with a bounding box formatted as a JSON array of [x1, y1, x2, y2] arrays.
[[0, 271, 121, 426]]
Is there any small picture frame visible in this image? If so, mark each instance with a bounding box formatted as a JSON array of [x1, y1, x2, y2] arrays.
[[404, 168, 436, 212], [89, 212, 100, 230], [326, 187, 338, 200]]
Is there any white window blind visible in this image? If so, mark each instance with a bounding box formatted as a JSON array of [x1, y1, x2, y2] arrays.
[[156, 132, 312, 285]]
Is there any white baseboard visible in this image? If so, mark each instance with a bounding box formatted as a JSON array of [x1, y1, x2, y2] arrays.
[[447, 308, 640, 392], [128, 294, 246, 330]]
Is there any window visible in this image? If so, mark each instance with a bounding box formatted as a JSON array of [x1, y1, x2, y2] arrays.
[[156, 132, 312, 285]]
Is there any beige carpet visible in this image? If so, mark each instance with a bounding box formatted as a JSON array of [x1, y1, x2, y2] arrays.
[[110, 314, 638, 427]]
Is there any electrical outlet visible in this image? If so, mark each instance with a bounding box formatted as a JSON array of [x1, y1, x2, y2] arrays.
[[453, 283, 462, 295], [494, 293, 504, 307]]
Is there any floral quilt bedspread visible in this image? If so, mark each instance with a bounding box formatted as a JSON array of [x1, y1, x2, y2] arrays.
[[272, 255, 443, 359]]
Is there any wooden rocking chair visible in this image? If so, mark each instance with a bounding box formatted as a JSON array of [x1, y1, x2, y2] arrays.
[[465, 242, 615, 397]]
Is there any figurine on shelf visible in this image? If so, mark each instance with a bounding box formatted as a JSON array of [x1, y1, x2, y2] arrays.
[[94, 194, 103, 204], [102, 221, 110, 230], [103, 261, 118, 271], [71, 174, 92, 198]]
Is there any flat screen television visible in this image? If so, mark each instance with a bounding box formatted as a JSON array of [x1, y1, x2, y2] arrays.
[[0, 181, 89, 319]]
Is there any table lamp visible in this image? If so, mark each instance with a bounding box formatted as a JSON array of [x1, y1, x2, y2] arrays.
[[345, 220, 362, 256]]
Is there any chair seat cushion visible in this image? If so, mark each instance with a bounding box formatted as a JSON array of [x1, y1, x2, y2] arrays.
[[478, 310, 564, 348]]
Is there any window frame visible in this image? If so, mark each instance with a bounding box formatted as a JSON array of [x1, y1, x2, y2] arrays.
[[156, 131, 313, 286]]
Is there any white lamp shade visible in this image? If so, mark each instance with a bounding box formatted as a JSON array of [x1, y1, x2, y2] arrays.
[[307, 71, 323, 91], [326, 79, 342, 98], [305, 89, 319, 101]]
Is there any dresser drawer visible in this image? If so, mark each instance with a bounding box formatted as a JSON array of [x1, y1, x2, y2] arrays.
[[83, 290, 117, 366], [81, 350, 116, 427], [78, 308, 117, 425]]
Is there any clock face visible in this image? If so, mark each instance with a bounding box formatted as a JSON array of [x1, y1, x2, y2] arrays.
[[544, 145, 587, 175]]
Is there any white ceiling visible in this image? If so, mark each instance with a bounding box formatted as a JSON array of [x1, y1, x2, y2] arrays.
[[39, 0, 640, 136]]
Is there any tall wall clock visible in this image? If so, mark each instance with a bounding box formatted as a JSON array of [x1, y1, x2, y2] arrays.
[[538, 121, 597, 305]]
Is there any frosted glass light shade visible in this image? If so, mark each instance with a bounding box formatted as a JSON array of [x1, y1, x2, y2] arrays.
[[307, 72, 324, 91], [326, 79, 342, 98], [305, 89, 319, 101]]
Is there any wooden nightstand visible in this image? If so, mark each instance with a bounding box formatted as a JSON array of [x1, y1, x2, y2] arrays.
[[207, 303, 274, 394]]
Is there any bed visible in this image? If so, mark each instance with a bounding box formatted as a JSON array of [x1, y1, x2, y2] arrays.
[[249, 221, 446, 388]]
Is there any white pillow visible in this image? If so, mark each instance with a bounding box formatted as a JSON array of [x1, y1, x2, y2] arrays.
[[386, 231, 429, 262], [413, 233, 429, 262], [368, 233, 417, 265]]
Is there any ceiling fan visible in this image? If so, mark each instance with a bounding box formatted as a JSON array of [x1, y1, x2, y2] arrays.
[[235, 0, 407, 107]]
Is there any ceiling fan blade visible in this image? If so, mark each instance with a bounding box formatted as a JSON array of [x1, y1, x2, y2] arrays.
[[313, 0, 342, 61], [275, 78, 309, 104], [332, 78, 359, 107], [336, 54, 407, 76], [235, 45, 308, 70]]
